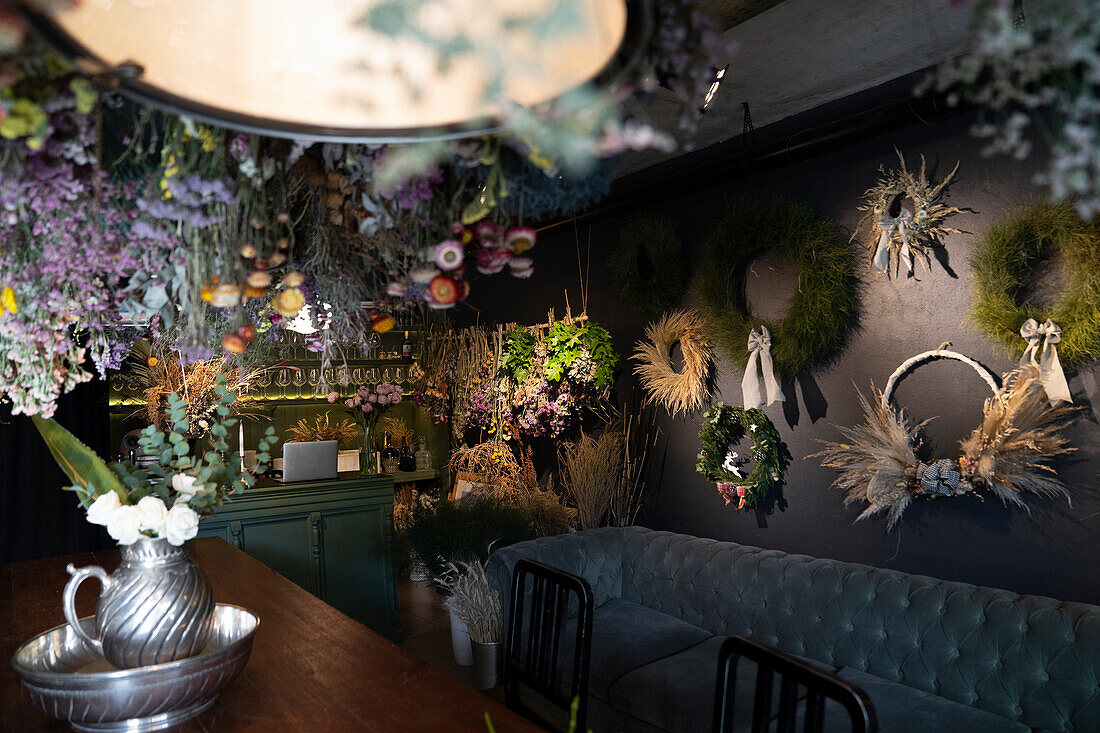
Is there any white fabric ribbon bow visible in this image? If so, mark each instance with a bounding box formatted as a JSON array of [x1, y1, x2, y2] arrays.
[[1020, 318, 1072, 404], [742, 326, 785, 410], [873, 207, 914, 276]]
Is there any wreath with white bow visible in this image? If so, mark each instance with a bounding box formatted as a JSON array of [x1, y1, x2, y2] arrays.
[[971, 202, 1100, 390], [697, 402, 790, 512], [813, 346, 1075, 530], [852, 149, 962, 279], [693, 201, 857, 409]]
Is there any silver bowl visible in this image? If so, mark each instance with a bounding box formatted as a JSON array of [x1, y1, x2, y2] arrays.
[[12, 603, 259, 732]]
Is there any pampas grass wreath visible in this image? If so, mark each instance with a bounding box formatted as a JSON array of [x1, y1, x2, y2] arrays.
[[632, 309, 715, 417], [970, 201, 1100, 369], [609, 213, 687, 316], [693, 201, 857, 378]]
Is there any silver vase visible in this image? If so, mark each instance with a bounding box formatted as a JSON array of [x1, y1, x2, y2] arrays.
[[63, 537, 215, 669], [471, 640, 503, 690]]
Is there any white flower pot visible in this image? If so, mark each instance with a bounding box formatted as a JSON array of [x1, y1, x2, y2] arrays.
[[448, 609, 473, 667]]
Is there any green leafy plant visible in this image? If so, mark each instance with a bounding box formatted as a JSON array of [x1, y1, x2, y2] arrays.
[[401, 496, 536, 585], [500, 328, 537, 384], [35, 374, 277, 520], [544, 321, 618, 390]]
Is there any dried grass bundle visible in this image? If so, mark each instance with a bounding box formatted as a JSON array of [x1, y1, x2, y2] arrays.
[[438, 560, 502, 643], [632, 309, 714, 417], [127, 341, 264, 437], [607, 407, 660, 527], [960, 365, 1075, 507], [559, 429, 625, 530], [286, 414, 361, 448], [450, 439, 528, 499], [811, 388, 925, 529], [381, 416, 414, 448]]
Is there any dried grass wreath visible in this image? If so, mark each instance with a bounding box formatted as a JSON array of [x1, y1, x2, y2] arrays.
[[853, 149, 962, 278], [632, 309, 715, 417], [813, 346, 1075, 530]]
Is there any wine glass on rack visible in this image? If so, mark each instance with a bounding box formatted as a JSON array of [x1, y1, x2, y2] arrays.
[[274, 368, 292, 400], [290, 368, 306, 400], [381, 368, 393, 383], [394, 366, 406, 383], [307, 367, 321, 397], [256, 368, 273, 400], [365, 332, 381, 360], [366, 367, 379, 385]]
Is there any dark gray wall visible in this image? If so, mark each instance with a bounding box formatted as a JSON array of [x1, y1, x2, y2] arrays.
[[466, 113, 1100, 605]]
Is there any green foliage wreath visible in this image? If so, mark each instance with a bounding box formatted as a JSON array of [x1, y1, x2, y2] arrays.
[[693, 201, 857, 377], [609, 213, 687, 316], [696, 402, 790, 512], [970, 202, 1100, 369]]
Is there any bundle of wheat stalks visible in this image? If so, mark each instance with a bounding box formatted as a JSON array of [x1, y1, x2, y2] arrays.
[[438, 560, 502, 644]]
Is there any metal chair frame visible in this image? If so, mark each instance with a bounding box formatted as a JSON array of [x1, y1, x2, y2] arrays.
[[713, 635, 876, 733], [504, 559, 595, 731]]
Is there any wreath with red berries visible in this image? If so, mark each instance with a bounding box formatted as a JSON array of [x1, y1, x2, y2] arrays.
[[696, 403, 789, 511]]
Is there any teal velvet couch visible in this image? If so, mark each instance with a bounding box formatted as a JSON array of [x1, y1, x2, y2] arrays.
[[486, 527, 1100, 732]]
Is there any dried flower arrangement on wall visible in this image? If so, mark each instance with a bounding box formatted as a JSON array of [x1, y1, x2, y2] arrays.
[[813, 347, 1075, 530]]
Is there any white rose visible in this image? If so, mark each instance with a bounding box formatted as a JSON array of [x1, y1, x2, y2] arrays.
[[86, 491, 121, 526], [134, 496, 168, 535], [171, 473, 202, 497], [164, 503, 200, 546], [105, 505, 143, 545]]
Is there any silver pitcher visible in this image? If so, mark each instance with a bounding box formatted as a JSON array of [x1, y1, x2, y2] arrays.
[[63, 538, 215, 669]]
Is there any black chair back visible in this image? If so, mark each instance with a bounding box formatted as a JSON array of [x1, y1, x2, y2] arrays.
[[713, 636, 876, 733], [504, 559, 595, 731]]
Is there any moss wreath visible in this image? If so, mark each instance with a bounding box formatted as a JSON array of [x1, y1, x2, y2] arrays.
[[696, 402, 790, 512], [632, 309, 715, 417], [693, 201, 857, 377], [609, 213, 687, 316], [971, 202, 1100, 370]]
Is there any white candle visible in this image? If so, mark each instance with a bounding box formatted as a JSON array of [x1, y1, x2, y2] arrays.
[[239, 421, 245, 456]]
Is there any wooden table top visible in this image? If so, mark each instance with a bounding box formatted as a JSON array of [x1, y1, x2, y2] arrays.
[[1, 538, 539, 732]]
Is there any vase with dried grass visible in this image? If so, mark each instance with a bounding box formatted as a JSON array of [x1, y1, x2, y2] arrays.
[[437, 559, 502, 682]]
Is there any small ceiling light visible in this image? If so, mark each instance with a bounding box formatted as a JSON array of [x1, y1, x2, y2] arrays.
[[22, 0, 648, 143], [701, 64, 728, 112]]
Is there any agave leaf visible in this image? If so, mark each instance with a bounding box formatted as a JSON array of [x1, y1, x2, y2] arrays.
[[32, 416, 127, 508]]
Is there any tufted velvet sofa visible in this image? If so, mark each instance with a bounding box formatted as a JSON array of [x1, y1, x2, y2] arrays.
[[487, 527, 1100, 733]]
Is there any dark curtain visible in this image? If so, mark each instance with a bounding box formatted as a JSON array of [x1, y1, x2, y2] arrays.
[[0, 380, 111, 562]]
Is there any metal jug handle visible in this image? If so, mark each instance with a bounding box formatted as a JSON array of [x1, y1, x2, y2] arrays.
[[62, 563, 110, 652]]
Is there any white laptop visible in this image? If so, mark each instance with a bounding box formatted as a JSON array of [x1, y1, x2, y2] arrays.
[[280, 440, 339, 483]]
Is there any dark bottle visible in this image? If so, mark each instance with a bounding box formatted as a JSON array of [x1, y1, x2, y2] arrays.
[[398, 437, 416, 472], [381, 431, 399, 468], [401, 331, 414, 360]]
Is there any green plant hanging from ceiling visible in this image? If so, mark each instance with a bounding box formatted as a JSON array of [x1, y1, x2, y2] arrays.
[[608, 213, 687, 316], [692, 201, 858, 378]]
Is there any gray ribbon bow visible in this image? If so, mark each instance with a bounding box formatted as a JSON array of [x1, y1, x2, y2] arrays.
[[917, 459, 961, 496], [873, 207, 914, 276], [742, 326, 785, 410], [1020, 318, 1072, 405]]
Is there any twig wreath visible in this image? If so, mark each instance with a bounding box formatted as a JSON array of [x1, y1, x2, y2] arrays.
[[813, 345, 1075, 530], [609, 213, 687, 316], [852, 149, 962, 278], [971, 202, 1100, 375], [632, 309, 715, 417], [693, 201, 857, 379], [697, 402, 790, 512]]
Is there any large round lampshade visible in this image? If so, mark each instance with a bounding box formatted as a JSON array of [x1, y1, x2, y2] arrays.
[[24, 0, 644, 142]]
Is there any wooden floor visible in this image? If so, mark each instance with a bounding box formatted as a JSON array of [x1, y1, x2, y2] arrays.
[[398, 579, 481, 688]]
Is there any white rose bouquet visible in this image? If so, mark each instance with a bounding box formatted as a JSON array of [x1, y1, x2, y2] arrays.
[[34, 374, 276, 546]]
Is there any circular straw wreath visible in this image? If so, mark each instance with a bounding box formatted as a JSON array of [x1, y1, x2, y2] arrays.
[[693, 201, 857, 377], [632, 309, 715, 417], [609, 213, 687, 316], [971, 202, 1100, 370]]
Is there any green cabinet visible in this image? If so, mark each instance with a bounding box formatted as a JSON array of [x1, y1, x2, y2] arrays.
[[197, 476, 400, 641]]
